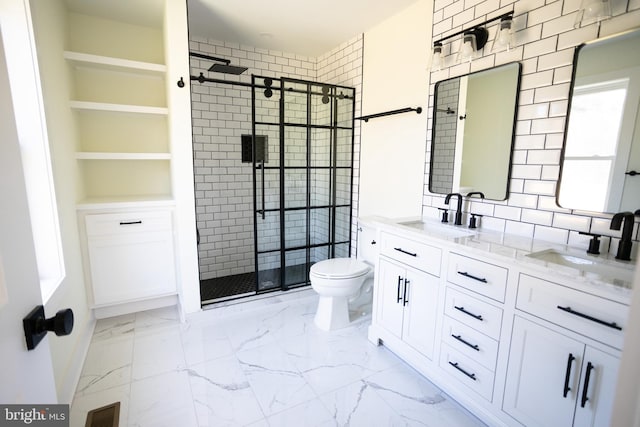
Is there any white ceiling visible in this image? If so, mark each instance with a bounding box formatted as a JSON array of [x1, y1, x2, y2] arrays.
[[187, 0, 422, 57]]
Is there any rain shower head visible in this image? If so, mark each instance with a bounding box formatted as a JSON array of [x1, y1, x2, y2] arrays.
[[208, 63, 248, 75]]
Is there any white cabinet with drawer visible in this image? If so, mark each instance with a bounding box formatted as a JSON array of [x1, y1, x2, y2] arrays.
[[84, 210, 177, 306], [447, 252, 508, 302]]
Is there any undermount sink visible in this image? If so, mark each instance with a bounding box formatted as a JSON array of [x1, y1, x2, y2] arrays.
[[526, 249, 635, 283], [398, 220, 475, 238]]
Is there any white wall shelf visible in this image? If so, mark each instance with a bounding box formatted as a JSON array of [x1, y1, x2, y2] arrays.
[[70, 101, 168, 115], [76, 152, 171, 160], [64, 50, 166, 75]]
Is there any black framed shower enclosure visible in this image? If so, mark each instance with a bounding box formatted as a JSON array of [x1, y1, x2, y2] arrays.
[[251, 76, 356, 293]]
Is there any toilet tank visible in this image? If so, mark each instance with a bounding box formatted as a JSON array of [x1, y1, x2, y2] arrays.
[[357, 223, 379, 265]]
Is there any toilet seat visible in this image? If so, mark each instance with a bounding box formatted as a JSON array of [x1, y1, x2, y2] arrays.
[[310, 258, 370, 280]]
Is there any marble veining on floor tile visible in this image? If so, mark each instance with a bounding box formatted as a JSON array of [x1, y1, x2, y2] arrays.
[[71, 293, 485, 426]]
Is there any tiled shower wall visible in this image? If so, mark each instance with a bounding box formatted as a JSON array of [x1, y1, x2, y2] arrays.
[[190, 36, 363, 280], [424, 0, 640, 251]]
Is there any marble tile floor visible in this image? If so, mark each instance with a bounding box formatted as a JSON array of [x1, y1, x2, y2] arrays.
[[71, 289, 486, 426]]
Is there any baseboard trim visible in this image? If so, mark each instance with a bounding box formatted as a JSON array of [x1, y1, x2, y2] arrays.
[[59, 312, 96, 404], [93, 295, 178, 319]]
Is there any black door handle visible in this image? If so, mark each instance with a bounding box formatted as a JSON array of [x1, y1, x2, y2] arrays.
[[23, 306, 74, 351], [457, 271, 488, 283], [394, 247, 417, 257], [451, 334, 480, 351], [396, 276, 403, 303], [449, 361, 476, 380], [403, 278, 409, 306], [625, 170, 638, 176], [557, 306, 622, 330]]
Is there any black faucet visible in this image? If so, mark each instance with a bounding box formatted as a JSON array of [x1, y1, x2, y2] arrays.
[[610, 211, 635, 261], [466, 191, 485, 199], [445, 193, 463, 225]]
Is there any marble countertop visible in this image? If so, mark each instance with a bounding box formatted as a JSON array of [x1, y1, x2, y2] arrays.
[[360, 215, 637, 304]]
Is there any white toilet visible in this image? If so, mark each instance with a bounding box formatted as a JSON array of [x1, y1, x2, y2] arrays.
[[309, 224, 378, 331]]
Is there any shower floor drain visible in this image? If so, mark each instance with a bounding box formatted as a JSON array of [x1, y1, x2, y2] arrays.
[[85, 402, 120, 427]]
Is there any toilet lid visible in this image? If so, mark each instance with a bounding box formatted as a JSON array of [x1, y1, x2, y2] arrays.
[[310, 258, 370, 279]]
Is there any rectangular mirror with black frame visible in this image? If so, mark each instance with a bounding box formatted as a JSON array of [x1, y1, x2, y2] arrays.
[[557, 28, 640, 213], [429, 62, 521, 200]]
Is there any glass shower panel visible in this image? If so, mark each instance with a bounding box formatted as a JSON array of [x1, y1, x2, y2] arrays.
[[257, 251, 281, 291], [255, 169, 280, 213], [335, 92, 354, 128], [335, 129, 353, 167], [284, 82, 308, 125], [284, 210, 307, 249], [284, 248, 309, 287], [334, 243, 349, 258], [310, 128, 331, 167], [284, 169, 307, 209], [310, 208, 330, 246], [284, 127, 307, 167], [335, 168, 352, 206], [311, 85, 332, 127], [256, 211, 280, 253], [254, 124, 280, 167], [310, 245, 330, 265], [310, 169, 331, 207], [334, 206, 351, 243]]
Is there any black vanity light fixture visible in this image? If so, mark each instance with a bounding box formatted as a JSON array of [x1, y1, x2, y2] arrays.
[[431, 11, 514, 68]]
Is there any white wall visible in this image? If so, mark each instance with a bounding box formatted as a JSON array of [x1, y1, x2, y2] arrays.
[[359, 0, 433, 218]]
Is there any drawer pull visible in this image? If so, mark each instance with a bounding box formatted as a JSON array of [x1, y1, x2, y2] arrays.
[[454, 305, 483, 321], [563, 353, 575, 398], [394, 247, 417, 257], [451, 334, 480, 351], [457, 271, 488, 283], [119, 220, 142, 225], [556, 305, 622, 331], [396, 276, 403, 303], [448, 361, 476, 381], [580, 362, 594, 408]]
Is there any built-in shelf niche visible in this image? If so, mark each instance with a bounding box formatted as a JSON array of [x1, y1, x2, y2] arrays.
[[78, 159, 172, 202]]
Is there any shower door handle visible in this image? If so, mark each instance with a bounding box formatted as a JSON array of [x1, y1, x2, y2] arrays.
[[257, 161, 265, 219]]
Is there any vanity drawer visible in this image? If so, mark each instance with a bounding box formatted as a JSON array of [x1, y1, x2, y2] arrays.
[[516, 274, 628, 350], [447, 253, 508, 302], [440, 343, 495, 401], [86, 210, 172, 237], [380, 232, 441, 276], [444, 287, 503, 340], [442, 316, 499, 371]]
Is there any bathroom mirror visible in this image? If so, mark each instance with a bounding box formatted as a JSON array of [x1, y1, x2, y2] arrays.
[[429, 62, 521, 200], [557, 28, 640, 213]]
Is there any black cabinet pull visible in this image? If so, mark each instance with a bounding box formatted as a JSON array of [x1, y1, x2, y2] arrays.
[[580, 362, 594, 408], [394, 247, 417, 257], [625, 170, 638, 176], [563, 353, 575, 398], [452, 334, 480, 351], [448, 361, 476, 381], [119, 220, 142, 225], [454, 305, 483, 321], [557, 306, 622, 331], [396, 276, 403, 303], [403, 278, 409, 306], [457, 271, 488, 283]]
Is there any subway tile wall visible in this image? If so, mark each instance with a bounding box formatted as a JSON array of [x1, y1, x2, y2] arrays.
[[424, 0, 640, 253], [189, 36, 363, 280]]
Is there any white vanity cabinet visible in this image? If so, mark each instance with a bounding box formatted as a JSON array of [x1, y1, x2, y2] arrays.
[[503, 274, 626, 427], [372, 231, 442, 359], [504, 316, 619, 427], [83, 209, 177, 307], [377, 257, 439, 358]]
